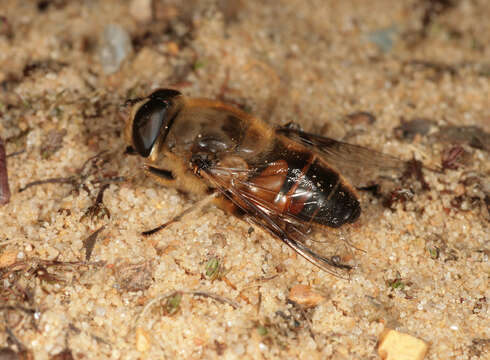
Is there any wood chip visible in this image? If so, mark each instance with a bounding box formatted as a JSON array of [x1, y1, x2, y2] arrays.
[[378, 329, 428, 360]]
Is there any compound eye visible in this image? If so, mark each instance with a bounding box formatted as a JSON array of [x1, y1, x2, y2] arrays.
[[132, 99, 167, 157]]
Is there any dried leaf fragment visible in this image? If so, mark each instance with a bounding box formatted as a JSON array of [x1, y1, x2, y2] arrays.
[[40, 129, 67, 160], [434, 125, 490, 151], [288, 284, 326, 308], [378, 329, 428, 360], [115, 261, 153, 292]]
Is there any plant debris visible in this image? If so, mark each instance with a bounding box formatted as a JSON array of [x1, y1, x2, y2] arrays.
[[394, 118, 435, 140], [441, 145, 468, 170], [81, 184, 111, 221], [68, 324, 111, 346], [1, 258, 105, 301], [383, 188, 415, 209], [40, 129, 67, 160], [204, 256, 222, 281], [420, 0, 455, 30], [403, 158, 430, 191], [0, 137, 10, 205], [0, 327, 34, 360], [135, 290, 239, 330], [114, 261, 153, 292], [0, 15, 13, 39], [22, 59, 67, 78], [468, 338, 490, 358], [424, 235, 459, 263], [163, 292, 183, 316], [190, 291, 239, 309], [18, 151, 123, 194], [402, 59, 458, 77], [82, 225, 106, 261], [433, 125, 490, 151]]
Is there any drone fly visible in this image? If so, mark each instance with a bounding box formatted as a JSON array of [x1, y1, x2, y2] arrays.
[[124, 89, 410, 277]]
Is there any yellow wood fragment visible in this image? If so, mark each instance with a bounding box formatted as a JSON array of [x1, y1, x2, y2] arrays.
[[378, 329, 428, 360]]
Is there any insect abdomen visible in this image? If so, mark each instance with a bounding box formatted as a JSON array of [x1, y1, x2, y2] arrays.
[[295, 157, 360, 227], [247, 141, 360, 228]]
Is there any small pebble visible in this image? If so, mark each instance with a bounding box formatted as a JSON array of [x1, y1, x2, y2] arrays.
[[98, 24, 133, 74], [366, 26, 398, 53], [136, 327, 151, 352], [167, 41, 179, 56], [346, 111, 376, 126], [394, 118, 435, 141]]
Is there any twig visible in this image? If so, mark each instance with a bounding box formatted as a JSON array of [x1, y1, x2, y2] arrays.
[[134, 289, 239, 329], [6, 149, 26, 158], [5, 326, 27, 351], [0, 137, 10, 205], [134, 291, 179, 328], [94, 176, 126, 185], [79, 150, 109, 176], [17, 150, 112, 193], [18, 177, 76, 192], [0, 306, 36, 315], [189, 291, 239, 309], [68, 323, 111, 346]]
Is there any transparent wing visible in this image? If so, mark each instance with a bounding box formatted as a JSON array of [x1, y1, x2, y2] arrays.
[[276, 126, 408, 187], [200, 164, 353, 278]]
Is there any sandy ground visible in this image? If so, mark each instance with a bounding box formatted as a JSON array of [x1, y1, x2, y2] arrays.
[[0, 0, 488, 359]]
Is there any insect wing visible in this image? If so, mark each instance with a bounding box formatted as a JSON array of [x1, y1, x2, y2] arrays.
[[200, 165, 353, 278], [276, 127, 408, 188]]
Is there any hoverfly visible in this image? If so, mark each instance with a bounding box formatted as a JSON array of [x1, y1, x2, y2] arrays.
[[124, 89, 410, 277]]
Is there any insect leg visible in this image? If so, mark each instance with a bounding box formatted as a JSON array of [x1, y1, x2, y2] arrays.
[[142, 192, 218, 236]]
